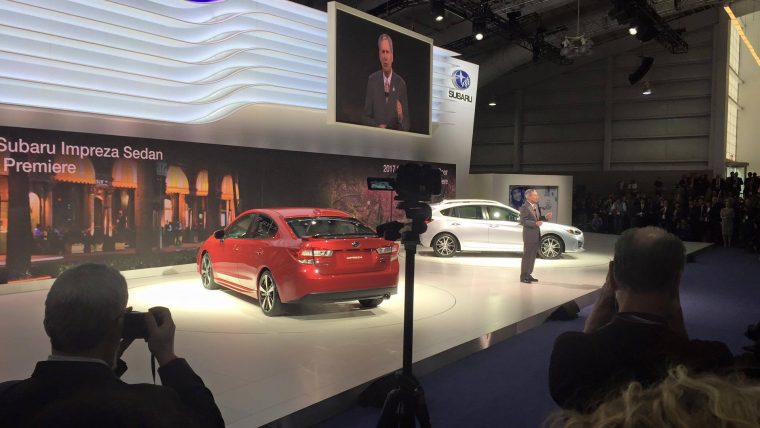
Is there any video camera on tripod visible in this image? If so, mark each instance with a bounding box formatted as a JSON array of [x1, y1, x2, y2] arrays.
[[368, 163, 442, 240], [367, 163, 442, 428]]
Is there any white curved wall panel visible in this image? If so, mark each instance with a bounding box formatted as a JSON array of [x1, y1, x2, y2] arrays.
[[0, 0, 459, 124]]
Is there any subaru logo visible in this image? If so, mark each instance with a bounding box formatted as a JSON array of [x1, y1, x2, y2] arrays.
[[352, 241, 360, 248], [452, 69, 471, 90]]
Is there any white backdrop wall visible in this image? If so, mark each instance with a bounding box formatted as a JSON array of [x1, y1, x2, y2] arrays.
[[468, 174, 573, 226], [0, 0, 479, 195], [471, 9, 721, 178]]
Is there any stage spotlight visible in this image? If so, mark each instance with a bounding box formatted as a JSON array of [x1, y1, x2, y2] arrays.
[[488, 97, 496, 107], [642, 81, 652, 95], [473, 4, 488, 41], [629, 26, 638, 35], [473, 20, 486, 41], [431, 0, 445, 22], [628, 56, 654, 85]]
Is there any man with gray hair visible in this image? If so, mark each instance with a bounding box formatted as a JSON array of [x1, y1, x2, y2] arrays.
[[548, 227, 733, 412], [0, 264, 224, 427], [362, 33, 410, 131], [519, 188, 552, 283]]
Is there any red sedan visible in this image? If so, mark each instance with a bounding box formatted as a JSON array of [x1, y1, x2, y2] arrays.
[[197, 208, 399, 316]]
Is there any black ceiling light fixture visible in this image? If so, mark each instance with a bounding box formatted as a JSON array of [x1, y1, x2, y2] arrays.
[[472, 2, 489, 41], [473, 19, 486, 40], [628, 56, 654, 85], [532, 27, 546, 62], [431, 0, 445, 22]]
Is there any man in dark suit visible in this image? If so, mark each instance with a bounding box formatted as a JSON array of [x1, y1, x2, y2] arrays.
[[362, 33, 410, 131], [0, 264, 224, 428], [519, 189, 552, 283]]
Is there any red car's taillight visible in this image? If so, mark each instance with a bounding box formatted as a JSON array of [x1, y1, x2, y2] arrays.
[[297, 249, 334, 265], [377, 244, 399, 261]]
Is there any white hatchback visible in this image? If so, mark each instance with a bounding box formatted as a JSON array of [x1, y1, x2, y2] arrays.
[[420, 199, 584, 259]]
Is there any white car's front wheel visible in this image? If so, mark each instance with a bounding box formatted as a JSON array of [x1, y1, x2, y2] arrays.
[[432, 233, 458, 258], [539, 235, 563, 259]]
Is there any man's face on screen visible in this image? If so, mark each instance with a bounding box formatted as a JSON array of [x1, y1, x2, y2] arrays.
[[379, 39, 393, 75]]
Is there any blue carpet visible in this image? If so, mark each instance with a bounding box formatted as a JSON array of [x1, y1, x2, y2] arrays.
[[317, 247, 760, 427]]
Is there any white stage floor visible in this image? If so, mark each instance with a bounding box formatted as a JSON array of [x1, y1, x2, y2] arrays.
[[0, 234, 710, 427]]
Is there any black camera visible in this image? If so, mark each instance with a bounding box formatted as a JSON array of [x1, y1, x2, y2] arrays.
[[122, 311, 153, 340], [367, 164, 442, 203], [369, 164, 441, 241]]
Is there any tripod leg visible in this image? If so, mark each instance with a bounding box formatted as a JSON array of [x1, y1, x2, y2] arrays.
[[414, 385, 432, 428], [377, 388, 401, 428]]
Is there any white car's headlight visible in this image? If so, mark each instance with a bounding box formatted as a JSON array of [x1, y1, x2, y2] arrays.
[[566, 228, 582, 235]]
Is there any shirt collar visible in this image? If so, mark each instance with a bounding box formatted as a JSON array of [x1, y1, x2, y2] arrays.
[[383, 71, 393, 85], [48, 354, 111, 368]]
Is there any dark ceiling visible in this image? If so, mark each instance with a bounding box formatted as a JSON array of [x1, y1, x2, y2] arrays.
[[292, 0, 720, 66]]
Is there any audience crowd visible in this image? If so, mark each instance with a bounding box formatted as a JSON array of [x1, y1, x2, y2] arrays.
[[573, 172, 760, 253]]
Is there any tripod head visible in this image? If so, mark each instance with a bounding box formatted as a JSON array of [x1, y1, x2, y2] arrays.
[[375, 201, 432, 244]]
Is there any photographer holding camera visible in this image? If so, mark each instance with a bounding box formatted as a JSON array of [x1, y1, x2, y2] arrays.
[[0, 264, 224, 428], [548, 227, 734, 412]]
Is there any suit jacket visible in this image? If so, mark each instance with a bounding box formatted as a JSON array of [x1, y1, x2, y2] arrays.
[[362, 70, 410, 131], [0, 358, 224, 428], [519, 202, 545, 244]]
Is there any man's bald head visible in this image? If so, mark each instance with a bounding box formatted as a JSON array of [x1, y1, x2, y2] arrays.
[[613, 227, 686, 293]]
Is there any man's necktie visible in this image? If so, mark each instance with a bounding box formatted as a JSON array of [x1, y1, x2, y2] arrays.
[[384, 81, 390, 99]]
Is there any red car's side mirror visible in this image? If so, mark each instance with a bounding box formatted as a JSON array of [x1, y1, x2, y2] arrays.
[[213, 229, 225, 240]]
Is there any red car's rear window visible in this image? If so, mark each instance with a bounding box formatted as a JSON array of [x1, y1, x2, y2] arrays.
[[286, 217, 376, 238]]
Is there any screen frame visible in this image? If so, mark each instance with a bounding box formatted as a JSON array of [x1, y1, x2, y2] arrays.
[[327, 1, 434, 137]]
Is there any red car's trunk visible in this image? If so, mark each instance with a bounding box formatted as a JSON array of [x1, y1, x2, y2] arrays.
[[299, 237, 397, 275]]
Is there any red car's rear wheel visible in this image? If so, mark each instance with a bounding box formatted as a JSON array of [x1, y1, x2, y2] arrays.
[[258, 271, 284, 316]]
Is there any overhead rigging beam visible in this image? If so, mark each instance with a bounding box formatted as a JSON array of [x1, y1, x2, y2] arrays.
[[442, 4, 572, 65]]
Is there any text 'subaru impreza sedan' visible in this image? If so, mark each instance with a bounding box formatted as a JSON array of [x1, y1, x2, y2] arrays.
[[419, 199, 584, 259], [197, 208, 399, 316]]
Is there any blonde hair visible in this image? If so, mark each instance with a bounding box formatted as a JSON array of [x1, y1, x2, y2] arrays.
[[545, 366, 760, 428]]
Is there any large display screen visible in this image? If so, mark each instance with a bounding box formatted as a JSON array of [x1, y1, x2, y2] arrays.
[[0, 126, 454, 283], [328, 2, 432, 136]]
